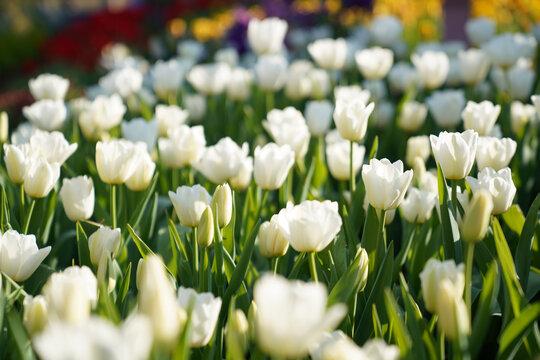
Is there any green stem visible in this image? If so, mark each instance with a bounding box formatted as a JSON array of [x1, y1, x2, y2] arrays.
[[308, 252, 318, 283], [187, 166, 194, 186], [451, 180, 458, 215], [110, 184, 117, 229], [350, 140, 355, 197], [19, 183, 25, 224], [192, 227, 199, 290], [265, 91, 274, 114], [23, 199, 35, 235], [465, 242, 475, 321], [199, 246, 206, 292], [271, 257, 279, 275], [378, 209, 387, 250], [172, 169, 179, 191]]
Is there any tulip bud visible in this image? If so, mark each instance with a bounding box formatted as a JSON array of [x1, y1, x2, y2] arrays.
[[406, 135, 430, 168], [0, 112, 8, 143], [466, 167, 515, 214], [436, 279, 470, 340], [210, 184, 233, 228], [97, 254, 117, 293], [355, 247, 369, 292], [3, 143, 29, 184], [460, 190, 493, 243], [88, 227, 121, 267], [24, 158, 60, 198], [419, 259, 465, 314], [248, 301, 258, 341], [258, 215, 289, 258], [226, 309, 249, 360], [169, 184, 212, 227], [59, 176, 94, 221], [197, 206, 214, 248], [125, 151, 156, 192], [23, 295, 49, 336], [398, 101, 427, 133], [412, 157, 426, 187]]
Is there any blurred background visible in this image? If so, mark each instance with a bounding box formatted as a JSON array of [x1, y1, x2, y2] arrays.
[[1, 0, 539, 112]]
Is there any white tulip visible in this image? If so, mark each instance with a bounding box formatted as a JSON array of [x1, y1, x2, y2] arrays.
[[466, 167, 516, 214], [183, 94, 207, 122], [462, 100, 501, 136], [155, 104, 189, 137], [195, 138, 249, 184], [362, 158, 413, 210], [325, 134, 365, 181], [23, 99, 67, 131], [3, 143, 31, 184], [177, 39, 205, 61], [446, 57, 462, 87], [398, 101, 427, 133], [263, 107, 310, 162], [158, 125, 206, 169], [476, 137, 517, 171], [510, 100, 536, 136], [229, 155, 253, 191], [100, 43, 131, 70], [255, 55, 288, 92], [121, 118, 158, 152], [79, 94, 126, 138], [88, 227, 121, 267], [333, 99, 375, 141], [247, 17, 288, 55], [309, 68, 330, 99], [400, 187, 437, 224], [215, 47, 239, 67], [29, 129, 77, 165], [210, 183, 233, 228], [226, 67, 253, 101], [187, 63, 231, 96], [430, 130, 478, 180], [277, 200, 342, 253], [284, 60, 313, 100], [60, 176, 95, 221], [0, 230, 51, 282], [96, 140, 144, 184], [151, 59, 185, 100], [405, 135, 430, 167], [311, 331, 365, 360], [253, 143, 295, 190], [458, 49, 490, 85], [258, 215, 289, 258], [24, 158, 60, 198], [533, 94, 540, 118], [436, 279, 470, 340], [362, 339, 401, 360], [125, 151, 156, 192], [23, 295, 49, 336], [411, 51, 449, 89], [99, 67, 143, 98], [42, 266, 97, 325], [308, 38, 347, 70], [465, 17, 496, 46], [253, 274, 347, 359], [507, 60, 535, 101], [482, 33, 526, 68], [169, 184, 212, 227], [29, 73, 69, 101], [305, 100, 333, 137], [388, 62, 419, 93], [419, 258, 465, 313], [370, 15, 403, 47], [334, 85, 371, 104], [177, 287, 222, 348], [355, 47, 394, 80], [426, 89, 466, 129]]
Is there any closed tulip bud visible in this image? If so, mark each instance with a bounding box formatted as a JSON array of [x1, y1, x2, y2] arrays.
[[184, 94, 207, 122], [255, 55, 288, 92], [0, 112, 8, 143], [253, 143, 295, 190], [466, 167, 516, 214], [211, 183, 232, 228], [355, 247, 369, 292], [510, 101, 536, 136], [398, 101, 427, 133], [462, 101, 501, 136], [138, 256, 183, 345], [458, 49, 490, 85], [42, 266, 97, 325], [430, 130, 478, 180], [197, 206, 214, 248], [258, 215, 289, 258], [29, 73, 69, 101], [405, 135, 430, 167], [96, 140, 144, 184], [277, 200, 342, 253], [333, 99, 375, 142], [460, 190, 493, 243], [60, 176, 95, 221], [411, 51, 449, 89], [125, 151, 156, 192], [465, 17, 496, 46], [226, 309, 249, 360], [169, 184, 212, 227], [476, 137, 517, 171], [88, 227, 121, 267], [362, 158, 413, 210], [121, 118, 158, 152], [247, 17, 288, 55], [155, 104, 188, 137], [96, 254, 117, 293], [308, 38, 347, 70], [355, 47, 394, 80], [305, 100, 333, 137], [23, 99, 67, 131], [24, 158, 60, 198], [436, 279, 470, 340], [3, 143, 30, 184], [177, 287, 222, 348], [400, 188, 437, 224], [23, 295, 49, 336], [0, 230, 51, 282], [426, 89, 466, 129], [419, 258, 465, 314]]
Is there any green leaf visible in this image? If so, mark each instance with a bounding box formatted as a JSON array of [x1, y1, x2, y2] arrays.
[[37, 190, 56, 245], [125, 172, 159, 234], [6, 308, 35, 360], [493, 218, 525, 317], [372, 303, 384, 339], [502, 204, 525, 235], [127, 223, 154, 259], [384, 288, 412, 357], [297, 158, 316, 203], [437, 165, 458, 259], [76, 221, 93, 268], [498, 302, 540, 359], [213, 207, 226, 296], [116, 262, 132, 307], [470, 261, 500, 358], [369, 136, 378, 160], [360, 205, 380, 279], [341, 205, 356, 249], [327, 247, 367, 307], [515, 193, 540, 290]]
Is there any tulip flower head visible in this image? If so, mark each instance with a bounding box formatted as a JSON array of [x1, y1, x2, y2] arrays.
[[362, 158, 413, 210], [430, 130, 478, 180], [0, 230, 51, 282]]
